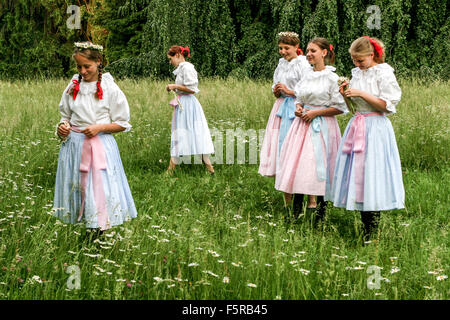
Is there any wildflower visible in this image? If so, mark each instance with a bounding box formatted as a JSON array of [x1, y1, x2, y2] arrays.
[[289, 260, 298, 265], [436, 275, 448, 281], [389, 257, 398, 262], [167, 284, 175, 288], [423, 286, 432, 289], [299, 268, 310, 275], [342, 293, 349, 297], [428, 271, 439, 275], [217, 260, 225, 264], [31, 275, 43, 284], [83, 253, 102, 258], [223, 277, 230, 284], [247, 283, 257, 288], [188, 263, 199, 267], [275, 295, 281, 300], [203, 270, 218, 278], [231, 262, 241, 267], [153, 277, 163, 282], [391, 267, 400, 274], [104, 259, 116, 264], [208, 250, 220, 257], [265, 264, 272, 267]]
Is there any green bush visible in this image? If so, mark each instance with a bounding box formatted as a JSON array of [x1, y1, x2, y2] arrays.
[[0, 0, 448, 79]]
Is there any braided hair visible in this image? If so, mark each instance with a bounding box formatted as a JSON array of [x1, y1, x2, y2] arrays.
[[68, 47, 104, 100]]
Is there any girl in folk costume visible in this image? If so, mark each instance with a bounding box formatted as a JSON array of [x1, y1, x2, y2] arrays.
[[275, 38, 347, 222], [327, 36, 404, 240], [166, 45, 215, 175], [54, 42, 137, 232], [258, 31, 311, 205]]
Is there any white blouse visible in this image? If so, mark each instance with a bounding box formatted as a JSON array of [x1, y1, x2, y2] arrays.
[[272, 56, 311, 95], [349, 63, 402, 114], [59, 72, 131, 131], [173, 62, 200, 94], [294, 66, 347, 113]]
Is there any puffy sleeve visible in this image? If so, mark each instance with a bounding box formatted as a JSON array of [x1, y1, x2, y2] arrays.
[[294, 81, 304, 106], [59, 77, 76, 123], [377, 67, 402, 114], [328, 73, 348, 114], [182, 63, 200, 94], [272, 58, 283, 90], [108, 81, 132, 132]]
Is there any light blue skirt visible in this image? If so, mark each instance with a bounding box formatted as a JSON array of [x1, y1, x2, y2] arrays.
[[327, 114, 405, 211], [53, 131, 137, 229], [171, 94, 215, 157]]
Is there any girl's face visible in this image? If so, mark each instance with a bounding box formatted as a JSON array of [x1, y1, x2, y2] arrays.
[[74, 54, 100, 82], [278, 43, 298, 61], [167, 53, 184, 67], [305, 42, 326, 66], [351, 53, 375, 70]]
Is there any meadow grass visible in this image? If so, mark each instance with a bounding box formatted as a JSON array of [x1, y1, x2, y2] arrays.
[[0, 77, 448, 300]]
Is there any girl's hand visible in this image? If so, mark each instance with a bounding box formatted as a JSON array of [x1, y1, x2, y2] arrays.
[[57, 123, 71, 137], [343, 88, 364, 98], [275, 83, 288, 95], [166, 84, 177, 92], [294, 104, 303, 117], [339, 82, 349, 96], [300, 109, 318, 123], [273, 87, 281, 98], [82, 124, 102, 138]]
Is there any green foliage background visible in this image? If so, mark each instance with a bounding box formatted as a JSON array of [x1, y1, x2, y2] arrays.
[[0, 0, 448, 79]]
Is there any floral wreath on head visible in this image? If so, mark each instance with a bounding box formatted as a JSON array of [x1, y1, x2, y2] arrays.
[[70, 41, 104, 101], [74, 41, 104, 52], [277, 31, 300, 40], [277, 32, 302, 55]]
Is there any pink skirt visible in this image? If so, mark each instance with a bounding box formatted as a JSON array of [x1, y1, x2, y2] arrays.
[[258, 97, 284, 177], [275, 114, 341, 195]]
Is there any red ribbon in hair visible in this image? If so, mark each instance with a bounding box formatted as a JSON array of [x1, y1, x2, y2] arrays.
[[179, 46, 191, 57], [71, 79, 80, 100], [96, 81, 103, 100], [297, 48, 304, 56], [329, 44, 334, 51], [363, 36, 383, 58]]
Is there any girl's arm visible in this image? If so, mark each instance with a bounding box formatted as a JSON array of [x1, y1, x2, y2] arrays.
[[81, 123, 126, 138], [166, 84, 195, 94], [343, 88, 388, 113], [275, 82, 295, 97], [300, 107, 343, 123]]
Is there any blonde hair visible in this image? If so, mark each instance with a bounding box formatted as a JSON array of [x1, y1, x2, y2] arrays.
[[349, 36, 385, 63]]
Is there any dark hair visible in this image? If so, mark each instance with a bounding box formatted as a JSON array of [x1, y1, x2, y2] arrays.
[[70, 48, 104, 99], [309, 37, 335, 65], [167, 45, 190, 58], [278, 35, 300, 47]]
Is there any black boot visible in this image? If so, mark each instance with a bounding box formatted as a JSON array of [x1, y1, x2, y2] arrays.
[[315, 196, 326, 225], [360, 211, 380, 241], [293, 194, 304, 219]]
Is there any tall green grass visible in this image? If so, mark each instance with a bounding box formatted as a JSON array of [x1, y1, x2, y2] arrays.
[[0, 77, 448, 300]]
